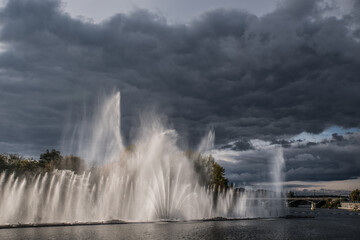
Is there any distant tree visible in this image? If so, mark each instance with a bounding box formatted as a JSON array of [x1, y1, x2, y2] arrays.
[[1, 150, 88, 174], [332, 199, 341, 208], [350, 189, 360, 201], [210, 159, 228, 190], [59, 155, 86, 174], [0, 154, 7, 170], [7, 154, 23, 164], [39, 149, 63, 170], [322, 198, 341, 209], [287, 191, 295, 198], [40, 149, 62, 163], [13, 159, 39, 173], [186, 151, 228, 190], [0, 153, 43, 173]]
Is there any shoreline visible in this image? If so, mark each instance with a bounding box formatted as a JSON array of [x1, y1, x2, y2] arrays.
[[0, 216, 308, 229]]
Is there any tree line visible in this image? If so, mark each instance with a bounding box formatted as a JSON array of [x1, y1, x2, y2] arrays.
[[185, 150, 229, 191], [0, 148, 230, 190], [0, 149, 85, 174]]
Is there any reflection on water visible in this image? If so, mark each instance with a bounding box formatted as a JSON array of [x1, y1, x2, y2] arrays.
[[0, 209, 359, 240]]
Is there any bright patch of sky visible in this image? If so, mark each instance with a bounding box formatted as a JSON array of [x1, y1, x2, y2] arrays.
[[0, 42, 9, 55], [63, 0, 279, 23], [290, 126, 360, 143], [283, 177, 360, 195], [250, 139, 275, 149]]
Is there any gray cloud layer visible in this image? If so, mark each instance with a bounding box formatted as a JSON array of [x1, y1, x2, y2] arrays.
[[0, 0, 360, 159], [214, 132, 360, 186]]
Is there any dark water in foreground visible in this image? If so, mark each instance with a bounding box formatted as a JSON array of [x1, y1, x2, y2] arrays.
[[0, 208, 359, 240]]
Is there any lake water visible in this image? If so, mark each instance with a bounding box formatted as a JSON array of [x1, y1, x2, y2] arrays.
[[0, 208, 359, 240]]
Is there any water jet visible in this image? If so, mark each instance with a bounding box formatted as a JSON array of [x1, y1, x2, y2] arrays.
[[0, 91, 286, 224]]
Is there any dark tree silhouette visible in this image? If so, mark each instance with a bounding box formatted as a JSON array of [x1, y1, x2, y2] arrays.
[[350, 189, 360, 201]]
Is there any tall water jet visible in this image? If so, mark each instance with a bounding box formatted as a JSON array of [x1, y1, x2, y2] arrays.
[[271, 148, 285, 195], [72, 91, 124, 165], [0, 91, 286, 224], [197, 129, 215, 154], [268, 147, 286, 216]]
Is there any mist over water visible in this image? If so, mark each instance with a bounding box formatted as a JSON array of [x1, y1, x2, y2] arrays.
[[0, 91, 286, 224]]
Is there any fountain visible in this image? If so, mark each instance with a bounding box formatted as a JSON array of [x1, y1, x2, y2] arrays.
[[0, 91, 286, 225]]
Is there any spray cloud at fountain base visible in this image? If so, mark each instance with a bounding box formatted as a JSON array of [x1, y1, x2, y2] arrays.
[[0, 91, 286, 224]]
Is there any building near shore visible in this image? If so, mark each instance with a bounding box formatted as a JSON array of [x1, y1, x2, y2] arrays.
[[340, 202, 359, 210]]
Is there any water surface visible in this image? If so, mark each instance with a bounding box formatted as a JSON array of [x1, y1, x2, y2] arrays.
[[1, 208, 359, 240]]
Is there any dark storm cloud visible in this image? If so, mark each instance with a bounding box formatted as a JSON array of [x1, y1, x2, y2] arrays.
[[283, 133, 360, 182], [220, 140, 254, 151], [213, 132, 360, 185], [0, 0, 360, 156]]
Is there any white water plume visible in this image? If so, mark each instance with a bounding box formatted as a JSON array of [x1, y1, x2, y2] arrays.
[[0, 91, 286, 224], [65, 91, 124, 165], [197, 129, 215, 154], [270, 148, 285, 195]]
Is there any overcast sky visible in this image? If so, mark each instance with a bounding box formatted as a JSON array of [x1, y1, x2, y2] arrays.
[[0, 0, 359, 192], [63, 0, 279, 23]]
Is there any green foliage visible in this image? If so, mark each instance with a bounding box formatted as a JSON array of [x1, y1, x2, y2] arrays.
[[287, 191, 295, 198], [211, 159, 228, 190], [0, 154, 7, 171], [333, 199, 341, 208], [321, 199, 341, 209], [58, 155, 85, 174], [186, 151, 211, 186], [186, 151, 229, 190], [1, 153, 33, 172], [2, 148, 227, 187], [0, 150, 85, 174], [39, 149, 62, 169], [7, 154, 24, 164], [350, 189, 360, 201], [14, 159, 39, 173]]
